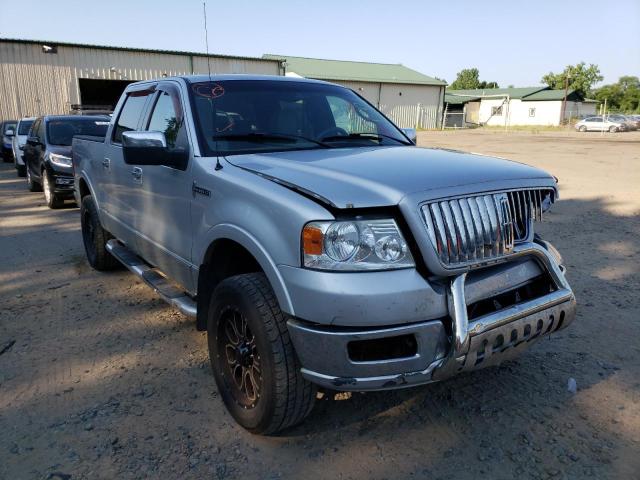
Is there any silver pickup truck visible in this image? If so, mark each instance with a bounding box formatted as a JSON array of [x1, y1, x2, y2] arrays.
[[73, 75, 576, 434]]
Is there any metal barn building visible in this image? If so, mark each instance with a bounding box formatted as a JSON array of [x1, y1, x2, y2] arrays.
[[0, 38, 283, 121], [264, 54, 446, 129]]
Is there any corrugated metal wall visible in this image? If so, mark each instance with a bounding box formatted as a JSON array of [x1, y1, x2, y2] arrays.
[[329, 79, 444, 129], [0, 41, 281, 120]]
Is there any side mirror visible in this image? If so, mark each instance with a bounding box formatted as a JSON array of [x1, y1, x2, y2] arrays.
[[5, 128, 15, 137], [26, 136, 40, 146], [401, 128, 417, 144], [122, 131, 188, 170]]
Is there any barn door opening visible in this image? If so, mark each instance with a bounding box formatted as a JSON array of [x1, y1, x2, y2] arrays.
[[76, 79, 134, 114]]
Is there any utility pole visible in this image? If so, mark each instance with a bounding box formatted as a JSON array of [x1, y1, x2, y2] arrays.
[[560, 74, 571, 125]]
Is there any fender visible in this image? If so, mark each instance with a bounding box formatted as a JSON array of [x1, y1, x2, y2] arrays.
[[76, 171, 101, 210], [194, 223, 295, 316]]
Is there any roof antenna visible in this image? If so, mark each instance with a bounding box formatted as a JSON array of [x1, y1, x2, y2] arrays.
[[203, 0, 222, 170]]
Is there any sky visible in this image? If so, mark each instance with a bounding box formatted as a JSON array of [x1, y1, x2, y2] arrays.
[[1, 0, 638, 87]]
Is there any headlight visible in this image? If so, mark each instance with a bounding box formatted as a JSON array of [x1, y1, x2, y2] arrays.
[[302, 219, 415, 271], [49, 153, 72, 167]]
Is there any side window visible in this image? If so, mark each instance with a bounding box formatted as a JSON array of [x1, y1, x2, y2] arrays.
[[146, 91, 185, 148], [36, 119, 46, 140], [112, 92, 150, 144], [327, 96, 377, 134], [30, 119, 41, 138]]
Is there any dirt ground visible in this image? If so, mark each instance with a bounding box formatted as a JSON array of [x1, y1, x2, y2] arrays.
[[1, 130, 639, 480]]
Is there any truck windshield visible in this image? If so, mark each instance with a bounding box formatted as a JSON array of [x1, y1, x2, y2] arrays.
[[47, 118, 110, 146], [189, 79, 411, 156]]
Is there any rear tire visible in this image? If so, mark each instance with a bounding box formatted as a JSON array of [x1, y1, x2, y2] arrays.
[[609, 126, 617, 133], [81, 195, 119, 271], [207, 273, 316, 435], [26, 168, 42, 192], [43, 171, 64, 209]]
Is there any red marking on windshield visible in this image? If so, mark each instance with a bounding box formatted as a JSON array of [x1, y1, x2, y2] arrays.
[[193, 83, 225, 99]]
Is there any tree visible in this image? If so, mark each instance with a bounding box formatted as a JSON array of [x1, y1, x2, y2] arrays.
[[593, 76, 640, 113], [450, 68, 499, 90], [541, 62, 603, 97]]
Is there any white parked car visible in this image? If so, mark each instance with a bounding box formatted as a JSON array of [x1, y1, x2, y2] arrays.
[[575, 116, 625, 133], [12, 117, 36, 177]]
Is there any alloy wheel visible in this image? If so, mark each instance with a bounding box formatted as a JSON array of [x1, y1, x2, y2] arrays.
[[217, 307, 262, 409]]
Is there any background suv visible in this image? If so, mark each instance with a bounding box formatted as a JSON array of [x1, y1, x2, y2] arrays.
[[1, 120, 17, 162], [11, 117, 36, 177], [23, 115, 109, 208]]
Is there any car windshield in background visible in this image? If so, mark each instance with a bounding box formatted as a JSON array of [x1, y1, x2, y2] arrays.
[[47, 118, 110, 146], [18, 121, 34, 135], [3, 122, 16, 133], [189, 80, 410, 156]]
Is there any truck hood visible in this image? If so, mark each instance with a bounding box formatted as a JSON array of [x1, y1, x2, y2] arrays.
[[225, 146, 556, 208]]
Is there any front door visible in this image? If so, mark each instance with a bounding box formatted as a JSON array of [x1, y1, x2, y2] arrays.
[[103, 88, 154, 246], [130, 82, 195, 292]]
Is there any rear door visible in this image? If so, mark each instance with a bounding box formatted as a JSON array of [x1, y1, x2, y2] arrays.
[[130, 82, 195, 291], [104, 86, 154, 246]]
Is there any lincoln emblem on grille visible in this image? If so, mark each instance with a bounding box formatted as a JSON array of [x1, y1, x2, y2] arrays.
[[499, 194, 514, 252]]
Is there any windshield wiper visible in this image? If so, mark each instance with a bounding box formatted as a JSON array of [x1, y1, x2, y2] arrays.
[[214, 132, 330, 148], [320, 132, 412, 145]]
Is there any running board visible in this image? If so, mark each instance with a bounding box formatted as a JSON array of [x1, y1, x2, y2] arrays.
[[106, 239, 197, 318]]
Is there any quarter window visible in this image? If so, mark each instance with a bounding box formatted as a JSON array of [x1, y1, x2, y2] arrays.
[[327, 96, 377, 134], [36, 119, 46, 140], [113, 91, 151, 144]]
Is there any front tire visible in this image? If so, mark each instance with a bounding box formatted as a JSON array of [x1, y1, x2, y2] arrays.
[[80, 195, 119, 271], [208, 273, 316, 435], [578, 125, 587, 132], [609, 126, 618, 133], [43, 171, 64, 209]]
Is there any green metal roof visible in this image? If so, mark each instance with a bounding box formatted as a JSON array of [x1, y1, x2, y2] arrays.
[[446, 86, 591, 104], [521, 89, 585, 102], [444, 93, 481, 105], [263, 54, 446, 86], [447, 87, 547, 99]]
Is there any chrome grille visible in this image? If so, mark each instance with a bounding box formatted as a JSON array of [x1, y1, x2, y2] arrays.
[[422, 189, 553, 267]]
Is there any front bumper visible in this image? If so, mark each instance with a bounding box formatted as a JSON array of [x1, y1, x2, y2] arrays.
[[287, 242, 576, 391], [46, 165, 75, 196]]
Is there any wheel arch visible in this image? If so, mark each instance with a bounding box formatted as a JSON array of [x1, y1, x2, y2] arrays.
[[195, 224, 294, 331]]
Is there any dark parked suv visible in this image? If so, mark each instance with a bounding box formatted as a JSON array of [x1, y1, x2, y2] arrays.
[[24, 115, 109, 208], [2, 120, 17, 162]]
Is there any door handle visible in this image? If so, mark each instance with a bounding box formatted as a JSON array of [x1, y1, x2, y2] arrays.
[[131, 167, 143, 184], [102, 158, 110, 169]]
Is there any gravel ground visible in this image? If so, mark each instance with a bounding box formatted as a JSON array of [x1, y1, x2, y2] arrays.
[[1, 130, 639, 480]]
